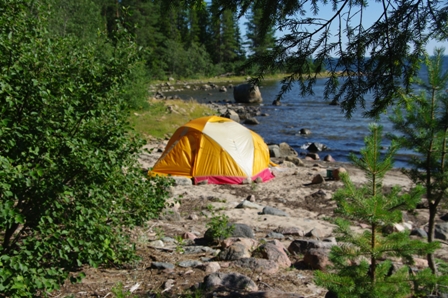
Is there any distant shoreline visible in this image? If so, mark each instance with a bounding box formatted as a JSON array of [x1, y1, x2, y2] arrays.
[[151, 72, 333, 87]]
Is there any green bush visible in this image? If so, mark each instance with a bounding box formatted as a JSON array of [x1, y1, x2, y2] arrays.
[[389, 48, 448, 278], [315, 124, 438, 297], [123, 60, 151, 110], [0, 1, 172, 296], [205, 214, 235, 243]]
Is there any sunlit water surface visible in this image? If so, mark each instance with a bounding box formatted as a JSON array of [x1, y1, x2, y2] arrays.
[[169, 69, 441, 169]]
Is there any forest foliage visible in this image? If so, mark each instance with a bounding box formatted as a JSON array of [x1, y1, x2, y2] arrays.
[[214, 0, 448, 117], [2, 0, 448, 296], [0, 0, 175, 296], [46, 0, 277, 82], [315, 125, 442, 297]]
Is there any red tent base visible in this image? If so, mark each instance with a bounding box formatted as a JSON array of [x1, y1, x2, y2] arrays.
[[194, 168, 275, 185]]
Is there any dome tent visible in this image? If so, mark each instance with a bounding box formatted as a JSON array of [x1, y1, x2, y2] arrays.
[[149, 116, 275, 184]]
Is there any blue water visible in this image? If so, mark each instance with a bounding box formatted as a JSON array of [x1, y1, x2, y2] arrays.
[[169, 56, 448, 169], [248, 80, 414, 168]]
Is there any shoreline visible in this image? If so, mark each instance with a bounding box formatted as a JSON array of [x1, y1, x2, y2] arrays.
[[150, 71, 334, 89]]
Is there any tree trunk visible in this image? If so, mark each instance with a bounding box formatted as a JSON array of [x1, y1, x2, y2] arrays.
[[427, 203, 438, 275]]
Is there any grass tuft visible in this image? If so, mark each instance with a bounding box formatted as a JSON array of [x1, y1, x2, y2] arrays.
[[129, 99, 218, 140]]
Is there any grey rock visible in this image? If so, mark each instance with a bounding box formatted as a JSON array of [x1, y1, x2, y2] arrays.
[[285, 156, 305, 167], [323, 155, 336, 162], [305, 228, 324, 238], [266, 232, 285, 239], [233, 83, 263, 104], [222, 109, 240, 122], [161, 237, 176, 243], [435, 222, 448, 240], [411, 228, 428, 238], [252, 240, 291, 268], [203, 272, 258, 291], [236, 200, 263, 210], [201, 84, 212, 91], [279, 142, 298, 157], [200, 261, 221, 274], [218, 243, 251, 261], [232, 223, 255, 238], [301, 142, 328, 152], [244, 117, 260, 125], [151, 262, 175, 270], [148, 240, 164, 248], [300, 128, 311, 135], [172, 176, 193, 186], [268, 145, 281, 158], [288, 239, 335, 255], [306, 152, 320, 160], [262, 206, 289, 217], [183, 246, 217, 255], [204, 223, 255, 242], [178, 260, 203, 268], [233, 257, 279, 274], [274, 227, 304, 236]]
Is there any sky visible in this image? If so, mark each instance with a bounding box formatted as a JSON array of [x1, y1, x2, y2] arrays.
[[238, 1, 448, 55]]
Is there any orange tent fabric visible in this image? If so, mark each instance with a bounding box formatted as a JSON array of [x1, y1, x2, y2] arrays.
[[149, 116, 274, 184]]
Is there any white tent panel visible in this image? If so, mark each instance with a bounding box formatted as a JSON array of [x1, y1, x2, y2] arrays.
[[202, 121, 254, 177]]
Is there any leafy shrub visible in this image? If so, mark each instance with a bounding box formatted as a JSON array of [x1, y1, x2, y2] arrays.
[[123, 60, 151, 110], [0, 1, 172, 296], [205, 214, 235, 243]]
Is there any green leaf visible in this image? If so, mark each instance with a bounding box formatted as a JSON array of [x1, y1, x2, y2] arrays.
[[14, 214, 24, 224]]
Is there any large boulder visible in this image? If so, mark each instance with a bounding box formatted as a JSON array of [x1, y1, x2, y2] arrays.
[[233, 83, 263, 103]]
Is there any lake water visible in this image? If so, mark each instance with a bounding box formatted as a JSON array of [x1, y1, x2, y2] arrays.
[[168, 78, 420, 169]]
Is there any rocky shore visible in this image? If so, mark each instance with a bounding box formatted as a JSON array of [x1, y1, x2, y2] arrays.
[[56, 136, 448, 297]]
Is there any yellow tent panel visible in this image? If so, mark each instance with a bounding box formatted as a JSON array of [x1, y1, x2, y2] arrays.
[[149, 116, 274, 184]]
